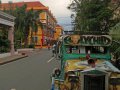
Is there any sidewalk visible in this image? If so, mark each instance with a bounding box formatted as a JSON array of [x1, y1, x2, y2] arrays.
[[0, 48, 42, 65], [0, 54, 28, 65]]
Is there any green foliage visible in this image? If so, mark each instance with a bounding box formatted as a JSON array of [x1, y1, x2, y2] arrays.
[[28, 44, 35, 48], [68, 0, 120, 34], [3, 4, 43, 48], [110, 22, 120, 58], [110, 41, 120, 59], [0, 31, 10, 53], [110, 22, 120, 40]]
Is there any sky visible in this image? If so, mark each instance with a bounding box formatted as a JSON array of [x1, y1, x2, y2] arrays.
[[2, 0, 73, 30]]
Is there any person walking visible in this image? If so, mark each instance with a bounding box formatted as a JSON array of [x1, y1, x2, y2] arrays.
[[48, 43, 50, 50], [52, 44, 56, 57]]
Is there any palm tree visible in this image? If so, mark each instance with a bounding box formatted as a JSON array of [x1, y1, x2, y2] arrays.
[[13, 5, 28, 48], [2, 4, 43, 48], [26, 9, 43, 45]]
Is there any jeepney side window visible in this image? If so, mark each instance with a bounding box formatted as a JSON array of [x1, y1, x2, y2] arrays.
[[85, 46, 107, 54], [80, 46, 85, 54], [65, 46, 80, 54], [66, 46, 73, 53]]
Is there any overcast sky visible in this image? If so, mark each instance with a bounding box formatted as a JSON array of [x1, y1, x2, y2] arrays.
[[2, 0, 72, 30]]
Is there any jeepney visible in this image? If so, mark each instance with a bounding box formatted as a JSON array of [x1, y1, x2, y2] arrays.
[[51, 34, 120, 90]]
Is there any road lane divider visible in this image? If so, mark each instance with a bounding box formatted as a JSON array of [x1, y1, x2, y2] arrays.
[[47, 57, 55, 63], [10, 88, 16, 90]]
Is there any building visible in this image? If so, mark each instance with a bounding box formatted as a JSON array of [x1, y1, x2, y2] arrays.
[[0, 10, 15, 55], [54, 25, 63, 41], [64, 31, 74, 35], [1, 1, 57, 48]]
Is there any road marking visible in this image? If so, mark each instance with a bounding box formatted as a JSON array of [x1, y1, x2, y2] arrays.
[[47, 57, 55, 63], [11, 88, 16, 90]]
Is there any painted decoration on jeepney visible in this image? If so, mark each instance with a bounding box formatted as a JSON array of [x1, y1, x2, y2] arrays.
[[64, 35, 80, 45], [64, 35, 112, 46], [70, 35, 80, 44]]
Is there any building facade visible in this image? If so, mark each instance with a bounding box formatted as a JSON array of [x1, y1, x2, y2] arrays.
[[1, 1, 57, 48], [54, 25, 63, 41], [0, 10, 15, 55]]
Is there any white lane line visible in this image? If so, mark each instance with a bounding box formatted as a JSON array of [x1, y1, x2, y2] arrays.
[[47, 57, 55, 63], [10, 88, 16, 90]]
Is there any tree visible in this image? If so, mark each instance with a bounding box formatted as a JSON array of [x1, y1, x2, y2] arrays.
[[110, 22, 120, 59], [24, 9, 42, 45], [0, 26, 10, 53], [3, 4, 42, 48], [68, 0, 120, 34]]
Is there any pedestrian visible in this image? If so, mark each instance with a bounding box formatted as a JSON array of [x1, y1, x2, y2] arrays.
[[48, 43, 50, 50], [52, 44, 56, 57]]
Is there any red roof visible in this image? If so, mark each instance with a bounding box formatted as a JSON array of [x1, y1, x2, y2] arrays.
[[56, 24, 61, 27], [56, 24, 63, 29], [1, 1, 46, 9], [1, 1, 57, 22]]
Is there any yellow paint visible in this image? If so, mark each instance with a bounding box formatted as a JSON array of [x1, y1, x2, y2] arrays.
[[110, 72, 120, 90], [1, 2, 57, 48], [27, 7, 57, 48], [55, 59, 120, 90], [54, 25, 63, 40], [65, 60, 88, 72], [40, 12, 46, 20], [64, 59, 104, 72]]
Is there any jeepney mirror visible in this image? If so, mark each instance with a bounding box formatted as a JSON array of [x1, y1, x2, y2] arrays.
[[54, 68, 61, 77], [58, 54, 62, 59]]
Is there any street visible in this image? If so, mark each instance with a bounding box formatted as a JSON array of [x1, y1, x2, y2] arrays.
[[0, 49, 60, 90]]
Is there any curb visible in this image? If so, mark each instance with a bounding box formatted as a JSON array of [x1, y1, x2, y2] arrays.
[[0, 55, 28, 65]]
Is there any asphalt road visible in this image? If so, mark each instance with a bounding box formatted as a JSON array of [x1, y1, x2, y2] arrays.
[[0, 49, 60, 90]]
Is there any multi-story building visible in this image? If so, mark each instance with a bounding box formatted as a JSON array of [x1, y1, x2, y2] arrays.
[[1, 1, 57, 48], [54, 24, 63, 41]]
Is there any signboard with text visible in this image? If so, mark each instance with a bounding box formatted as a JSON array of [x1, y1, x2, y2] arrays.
[[64, 35, 112, 46]]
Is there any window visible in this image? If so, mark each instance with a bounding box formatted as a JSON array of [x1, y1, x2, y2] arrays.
[[32, 36, 38, 43], [65, 46, 80, 54], [65, 46, 108, 54], [85, 46, 107, 54]]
